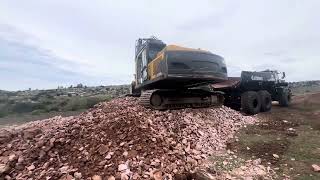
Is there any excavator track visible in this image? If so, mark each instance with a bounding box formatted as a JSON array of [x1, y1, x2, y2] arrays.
[[139, 90, 157, 108], [139, 89, 224, 110]]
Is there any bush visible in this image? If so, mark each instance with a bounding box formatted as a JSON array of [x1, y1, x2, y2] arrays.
[[86, 97, 101, 108], [12, 102, 34, 113], [33, 103, 47, 110], [86, 95, 112, 108], [64, 97, 87, 111], [0, 111, 8, 118], [31, 109, 46, 115], [0, 96, 8, 103], [49, 106, 59, 111], [59, 100, 68, 107]]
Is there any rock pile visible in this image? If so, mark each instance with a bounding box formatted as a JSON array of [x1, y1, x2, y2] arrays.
[[0, 97, 257, 179]]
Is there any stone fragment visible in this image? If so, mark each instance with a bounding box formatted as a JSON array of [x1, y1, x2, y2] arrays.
[[253, 158, 261, 165], [98, 145, 109, 155], [49, 137, 56, 145], [106, 152, 114, 160], [152, 170, 163, 180], [23, 128, 42, 139], [108, 176, 116, 180], [121, 173, 129, 180], [123, 151, 128, 157], [272, 154, 279, 159], [118, 164, 128, 172], [27, 164, 35, 171], [99, 160, 107, 166], [8, 154, 17, 162], [59, 174, 73, 180], [59, 165, 69, 174], [74, 172, 82, 179], [312, 164, 320, 172], [92, 175, 102, 180], [0, 164, 10, 174]]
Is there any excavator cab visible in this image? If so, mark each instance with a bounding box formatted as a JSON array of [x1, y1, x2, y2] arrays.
[[134, 37, 166, 84]]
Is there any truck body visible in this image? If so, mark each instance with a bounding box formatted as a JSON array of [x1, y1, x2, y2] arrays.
[[212, 70, 291, 114]]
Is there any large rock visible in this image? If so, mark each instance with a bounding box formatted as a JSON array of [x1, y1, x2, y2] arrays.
[[312, 164, 320, 172], [0, 163, 10, 175], [22, 128, 42, 139]]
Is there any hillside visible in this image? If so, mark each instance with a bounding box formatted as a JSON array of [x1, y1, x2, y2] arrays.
[[289, 80, 320, 94], [0, 85, 129, 125]]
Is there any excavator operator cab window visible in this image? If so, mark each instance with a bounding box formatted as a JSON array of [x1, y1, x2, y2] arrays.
[[148, 49, 158, 60], [141, 49, 148, 81], [148, 45, 164, 60]]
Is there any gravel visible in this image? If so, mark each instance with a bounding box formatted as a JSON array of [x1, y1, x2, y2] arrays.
[[0, 97, 257, 179]]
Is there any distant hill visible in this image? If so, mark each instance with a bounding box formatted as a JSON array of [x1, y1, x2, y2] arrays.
[[0, 84, 130, 118], [289, 80, 320, 94]]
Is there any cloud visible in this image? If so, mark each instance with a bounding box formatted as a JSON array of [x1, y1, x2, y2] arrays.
[[0, 24, 130, 90], [0, 0, 319, 90]]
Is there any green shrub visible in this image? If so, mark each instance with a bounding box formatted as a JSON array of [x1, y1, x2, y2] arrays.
[[12, 102, 34, 113], [0, 96, 8, 103], [42, 100, 53, 105], [33, 103, 47, 110], [64, 97, 87, 111], [31, 109, 46, 115], [49, 106, 59, 111], [86, 97, 101, 108], [59, 99, 69, 107], [0, 111, 8, 118], [8, 99, 15, 104], [86, 95, 111, 108]]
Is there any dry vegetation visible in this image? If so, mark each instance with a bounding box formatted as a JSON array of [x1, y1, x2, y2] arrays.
[[0, 85, 129, 126], [228, 92, 320, 179]]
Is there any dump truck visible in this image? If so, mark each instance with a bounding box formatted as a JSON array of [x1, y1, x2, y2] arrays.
[[130, 37, 228, 109], [211, 70, 291, 115]]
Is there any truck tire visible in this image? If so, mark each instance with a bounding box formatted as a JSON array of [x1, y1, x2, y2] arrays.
[[241, 91, 261, 115], [279, 90, 291, 107], [258, 90, 272, 112]]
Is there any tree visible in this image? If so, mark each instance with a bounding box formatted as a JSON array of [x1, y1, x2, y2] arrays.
[[76, 83, 83, 88]]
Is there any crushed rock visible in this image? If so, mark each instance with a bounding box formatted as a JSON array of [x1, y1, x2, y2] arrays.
[[0, 97, 258, 179], [312, 164, 320, 172]]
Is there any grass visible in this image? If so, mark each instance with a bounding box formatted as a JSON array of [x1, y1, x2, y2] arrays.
[[0, 110, 85, 128], [208, 155, 246, 172], [0, 94, 113, 127], [291, 86, 320, 95], [0, 94, 111, 113], [226, 93, 320, 179], [283, 126, 320, 179]]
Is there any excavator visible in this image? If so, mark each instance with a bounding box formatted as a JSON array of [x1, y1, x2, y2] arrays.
[[130, 37, 228, 110]]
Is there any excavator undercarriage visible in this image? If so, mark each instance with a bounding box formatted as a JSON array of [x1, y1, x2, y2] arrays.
[[139, 89, 224, 110]]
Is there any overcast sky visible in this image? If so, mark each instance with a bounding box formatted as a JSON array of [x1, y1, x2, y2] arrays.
[[0, 0, 319, 90]]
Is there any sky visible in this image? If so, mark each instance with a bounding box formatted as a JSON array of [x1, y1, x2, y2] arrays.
[[0, 0, 319, 90]]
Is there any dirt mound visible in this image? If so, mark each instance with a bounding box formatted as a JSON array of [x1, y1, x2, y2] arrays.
[[0, 97, 257, 179]]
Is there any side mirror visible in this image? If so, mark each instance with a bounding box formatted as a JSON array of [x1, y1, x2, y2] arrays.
[[282, 72, 286, 79]]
